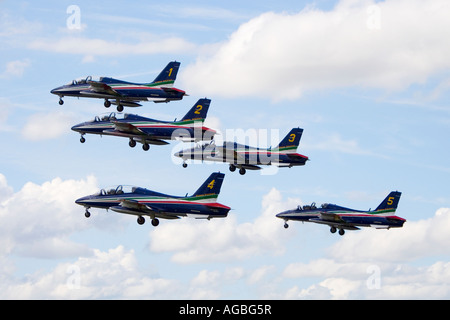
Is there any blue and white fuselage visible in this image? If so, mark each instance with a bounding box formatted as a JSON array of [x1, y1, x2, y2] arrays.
[[50, 61, 186, 111], [75, 172, 230, 227], [71, 98, 216, 150], [276, 191, 405, 235]]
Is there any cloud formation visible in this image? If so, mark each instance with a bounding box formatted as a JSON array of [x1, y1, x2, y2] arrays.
[[182, 0, 450, 100], [0, 174, 98, 258], [148, 187, 301, 263]]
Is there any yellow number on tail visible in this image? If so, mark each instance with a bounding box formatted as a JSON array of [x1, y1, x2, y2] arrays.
[[194, 105, 203, 114], [289, 134, 296, 143], [387, 197, 394, 206], [207, 180, 215, 189]]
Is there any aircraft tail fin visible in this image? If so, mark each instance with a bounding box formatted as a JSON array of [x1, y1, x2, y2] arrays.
[[375, 191, 402, 212], [190, 172, 225, 202], [150, 61, 180, 87], [273, 128, 304, 153], [179, 98, 211, 123]]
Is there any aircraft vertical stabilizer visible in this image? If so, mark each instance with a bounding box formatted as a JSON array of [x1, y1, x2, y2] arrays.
[[191, 172, 225, 202], [150, 61, 180, 87], [375, 191, 402, 212], [273, 128, 304, 153], [179, 98, 211, 123]]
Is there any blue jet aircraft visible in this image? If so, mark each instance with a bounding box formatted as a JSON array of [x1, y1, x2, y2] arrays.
[[276, 191, 405, 235], [71, 98, 216, 150], [174, 128, 309, 175], [75, 172, 230, 227], [51, 61, 186, 112]]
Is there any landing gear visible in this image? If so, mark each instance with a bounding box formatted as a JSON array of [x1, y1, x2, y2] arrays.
[[182, 162, 188, 168], [229, 164, 236, 172], [137, 216, 145, 225], [284, 222, 289, 229], [330, 226, 345, 235], [151, 218, 160, 227], [59, 98, 64, 105], [84, 209, 91, 218], [129, 139, 136, 148], [239, 167, 246, 175], [104, 99, 111, 108], [80, 136, 86, 143], [117, 104, 124, 112], [142, 143, 150, 151]]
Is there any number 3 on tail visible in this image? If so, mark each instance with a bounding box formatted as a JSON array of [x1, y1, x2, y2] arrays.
[[289, 134, 296, 142]]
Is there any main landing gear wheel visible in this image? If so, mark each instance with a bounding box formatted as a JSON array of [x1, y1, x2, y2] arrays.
[[117, 104, 124, 112], [129, 139, 136, 148], [239, 167, 246, 175], [339, 229, 345, 236], [229, 164, 236, 172], [137, 216, 145, 225], [104, 99, 111, 108], [142, 143, 150, 151], [330, 227, 336, 233], [151, 218, 160, 227]]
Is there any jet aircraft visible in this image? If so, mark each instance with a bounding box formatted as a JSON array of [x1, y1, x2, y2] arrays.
[[71, 98, 216, 150], [276, 191, 405, 235], [75, 172, 230, 227], [51, 61, 186, 111], [174, 128, 309, 175]]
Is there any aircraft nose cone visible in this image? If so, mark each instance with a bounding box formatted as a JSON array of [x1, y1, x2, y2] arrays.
[[75, 195, 89, 206], [174, 151, 183, 157], [71, 123, 82, 132], [50, 87, 61, 95], [276, 210, 289, 219]]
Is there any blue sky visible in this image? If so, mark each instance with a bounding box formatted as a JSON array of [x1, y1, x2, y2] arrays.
[[1, 0, 450, 299]]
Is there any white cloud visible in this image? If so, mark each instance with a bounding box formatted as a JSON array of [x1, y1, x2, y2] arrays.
[[148, 187, 300, 263], [22, 110, 78, 141], [328, 207, 450, 263], [280, 207, 450, 299], [0, 245, 181, 299], [0, 174, 98, 258], [28, 36, 197, 57], [1, 59, 31, 78], [182, 0, 450, 100]]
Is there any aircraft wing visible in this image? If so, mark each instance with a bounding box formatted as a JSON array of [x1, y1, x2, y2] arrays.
[[106, 122, 169, 145], [217, 146, 246, 162], [120, 199, 154, 213], [309, 212, 360, 230], [87, 80, 121, 96], [113, 122, 146, 135]]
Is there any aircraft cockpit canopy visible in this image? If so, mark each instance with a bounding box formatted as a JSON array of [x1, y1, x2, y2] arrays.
[[67, 76, 101, 85], [95, 185, 136, 196], [93, 112, 119, 122], [297, 202, 318, 210]]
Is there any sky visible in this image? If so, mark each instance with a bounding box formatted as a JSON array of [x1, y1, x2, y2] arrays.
[[1, 0, 450, 299]]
